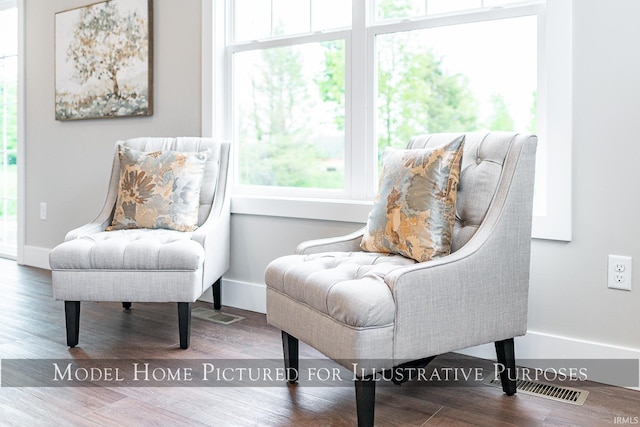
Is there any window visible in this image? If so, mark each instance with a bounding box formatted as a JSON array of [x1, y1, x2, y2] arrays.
[[226, 0, 351, 196], [374, 13, 537, 159], [0, 0, 18, 256], [208, 0, 572, 240], [233, 40, 347, 191]]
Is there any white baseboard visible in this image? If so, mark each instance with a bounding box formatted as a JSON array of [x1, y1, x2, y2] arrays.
[[458, 331, 640, 389], [199, 278, 266, 314], [20, 245, 51, 270]]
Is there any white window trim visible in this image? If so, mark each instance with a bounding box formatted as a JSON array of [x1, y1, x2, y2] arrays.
[[0, 0, 22, 260], [203, 0, 572, 240], [228, 30, 354, 199], [531, 0, 572, 241]]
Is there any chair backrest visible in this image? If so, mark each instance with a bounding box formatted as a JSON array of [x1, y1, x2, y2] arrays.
[[111, 137, 230, 226], [407, 132, 537, 253]]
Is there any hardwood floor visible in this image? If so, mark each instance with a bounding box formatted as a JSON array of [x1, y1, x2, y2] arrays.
[[1, 258, 639, 426]]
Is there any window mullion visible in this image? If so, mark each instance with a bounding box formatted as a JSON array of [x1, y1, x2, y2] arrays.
[[370, 3, 542, 35], [349, 0, 369, 200], [228, 30, 351, 53], [269, 0, 274, 37]]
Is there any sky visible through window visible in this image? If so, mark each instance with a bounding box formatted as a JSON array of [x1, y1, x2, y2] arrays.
[[0, 7, 17, 57], [381, 15, 538, 134]]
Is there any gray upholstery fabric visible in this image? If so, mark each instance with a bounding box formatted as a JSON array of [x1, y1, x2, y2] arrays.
[[407, 132, 517, 252], [267, 288, 396, 370], [266, 252, 415, 327], [52, 270, 203, 302], [49, 229, 203, 271], [49, 137, 231, 303], [265, 132, 537, 370]]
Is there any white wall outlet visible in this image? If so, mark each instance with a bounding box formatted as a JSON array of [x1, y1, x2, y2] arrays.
[[39, 202, 47, 220], [608, 255, 632, 291]]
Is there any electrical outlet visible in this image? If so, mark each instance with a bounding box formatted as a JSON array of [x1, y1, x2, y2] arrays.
[[608, 255, 632, 291]]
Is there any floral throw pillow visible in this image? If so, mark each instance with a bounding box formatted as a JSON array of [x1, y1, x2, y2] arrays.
[[360, 136, 465, 262], [107, 145, 210, 232]]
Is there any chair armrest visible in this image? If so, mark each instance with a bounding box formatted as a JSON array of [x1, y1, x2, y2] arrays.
[[295, 227, 366, 255], [191, 141, 232, 285], [191, 191, 230, 252], [191, 197, 231, 287], [64, 214, 112, 241], [387, 218, 531, 362], [64, 187, 117, 241]]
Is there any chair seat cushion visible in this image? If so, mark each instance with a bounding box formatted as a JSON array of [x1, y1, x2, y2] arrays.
[[49, 229, 204, 271], [265, 251, 416, 328]]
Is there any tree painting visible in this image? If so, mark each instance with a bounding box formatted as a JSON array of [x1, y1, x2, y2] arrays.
[[55, 0, 152, 120]]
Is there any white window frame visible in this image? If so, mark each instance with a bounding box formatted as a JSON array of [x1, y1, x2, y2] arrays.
[[0, 0, 22, 259], [203, 0, 572, 241], [227, 30, 353, 200]]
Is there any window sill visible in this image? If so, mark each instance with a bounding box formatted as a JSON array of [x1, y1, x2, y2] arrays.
[[230, 195, 373, 224], [231, 195, 570, 241]]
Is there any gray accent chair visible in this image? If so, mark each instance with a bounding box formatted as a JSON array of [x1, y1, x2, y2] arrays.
[[265, 132, 537, 426], [49, 137, 231, 349]]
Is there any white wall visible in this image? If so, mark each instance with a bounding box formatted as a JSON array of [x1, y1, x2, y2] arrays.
[[22, 0, 640, 379], [523, 0, 640, 352], [23, 0, 203, 261]]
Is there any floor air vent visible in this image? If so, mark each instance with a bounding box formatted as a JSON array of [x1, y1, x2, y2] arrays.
[[485, 375, 589, 405], [192, 308, 244, 325]]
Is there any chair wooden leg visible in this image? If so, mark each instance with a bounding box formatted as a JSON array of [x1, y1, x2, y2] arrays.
[[177, 302, 192, 349], [64, 301, 80, 348], [390, 356, 436, 385], [213, 278, 222, 310], [495, 338, 517, 395], [355, 375, 376, 427], [122, 302, 132, 309], [281, 331, 299, 383]]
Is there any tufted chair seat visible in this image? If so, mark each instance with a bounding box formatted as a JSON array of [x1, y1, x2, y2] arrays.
[[50, 230, 205, 301], [50, 137, 231, 349], [265, 132, 538, 426], [266, 252, 416, 329]]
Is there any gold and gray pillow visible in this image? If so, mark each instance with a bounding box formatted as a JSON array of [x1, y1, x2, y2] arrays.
[[107, 145, 209, 232], [360, 137, 464, 262]]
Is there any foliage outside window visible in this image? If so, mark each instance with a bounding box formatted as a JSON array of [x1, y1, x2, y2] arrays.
[[234, 41, 346, 190], [230, 0, 350, 192], [374, 13, 537, 156], [228, 0, 542, 200]]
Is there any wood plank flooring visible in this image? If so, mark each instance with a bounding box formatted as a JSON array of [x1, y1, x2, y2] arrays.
[[1, 258, 639, 426]]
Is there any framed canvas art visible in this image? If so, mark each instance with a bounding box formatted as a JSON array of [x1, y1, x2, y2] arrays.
[[55, 0, 153, 120]]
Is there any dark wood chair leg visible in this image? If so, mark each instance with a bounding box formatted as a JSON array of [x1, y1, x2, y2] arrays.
[[355, 375, 376, 427], [64, 301, 80, 347], [495, 338, 517, 395], [122, 302, 132, 309], [178, 302, 192, 349], [390, 355, 437, 385], [282, 331, 299, 383], [213, 278, 222, 310]]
